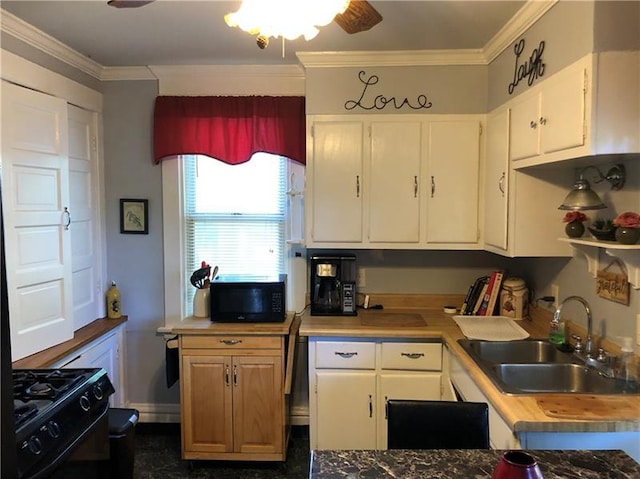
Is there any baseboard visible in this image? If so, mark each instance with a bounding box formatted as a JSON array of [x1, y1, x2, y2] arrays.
[[127, 402, 181, 423], [127, 402, 309, 426]]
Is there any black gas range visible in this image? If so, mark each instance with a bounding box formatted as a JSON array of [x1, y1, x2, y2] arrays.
[[14, 368, 115, 479]]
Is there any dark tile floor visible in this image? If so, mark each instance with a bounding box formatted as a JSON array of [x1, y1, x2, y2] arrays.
[[133, 424, 311, 479]]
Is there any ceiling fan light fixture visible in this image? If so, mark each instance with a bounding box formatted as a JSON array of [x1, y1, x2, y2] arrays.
[[225, 0, 351, 44]]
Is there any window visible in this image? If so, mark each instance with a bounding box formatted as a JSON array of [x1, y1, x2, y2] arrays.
[[161, 153, 305, 327], [182, 154, 287, 314]]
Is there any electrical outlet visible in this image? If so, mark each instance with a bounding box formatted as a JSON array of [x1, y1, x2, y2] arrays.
[[358, 268, 366, 288], [551, 284, 560, 309]]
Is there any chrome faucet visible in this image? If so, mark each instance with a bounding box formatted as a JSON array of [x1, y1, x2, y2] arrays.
[[553, 296, 593, 357], [553, 296, 617, 378]]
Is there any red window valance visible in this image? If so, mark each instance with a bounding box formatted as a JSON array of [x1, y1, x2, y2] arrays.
[[153, 95, 306, 165]]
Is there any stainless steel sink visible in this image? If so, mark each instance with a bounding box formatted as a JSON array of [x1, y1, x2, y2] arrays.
[[461, 339, 575, 364], [491, 363, 635, 394], [457, 339, 639, 395]]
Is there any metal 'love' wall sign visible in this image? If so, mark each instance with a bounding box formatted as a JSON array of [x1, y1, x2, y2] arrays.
[[508, 39, 546, 95], [344, 71, 433, 111]]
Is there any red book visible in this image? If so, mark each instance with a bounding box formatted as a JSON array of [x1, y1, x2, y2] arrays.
[[485, 271, 504, 316], [477, 271, 499, 316]]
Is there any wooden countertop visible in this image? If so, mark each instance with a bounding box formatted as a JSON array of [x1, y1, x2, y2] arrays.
[[169, 313, 295, 336], [12, 316, 128, 369], [300, 295, 640, 434]]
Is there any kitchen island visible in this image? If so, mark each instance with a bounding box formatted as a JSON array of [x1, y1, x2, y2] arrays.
[[309, 449, 640, 478]]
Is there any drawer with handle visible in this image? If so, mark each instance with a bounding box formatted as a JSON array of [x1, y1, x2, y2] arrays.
[[380, 342, 442, 371], [315, 341, 376, 369]]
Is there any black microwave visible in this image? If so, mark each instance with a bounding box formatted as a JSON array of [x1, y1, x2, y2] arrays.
[[209, 274, 287, 323]]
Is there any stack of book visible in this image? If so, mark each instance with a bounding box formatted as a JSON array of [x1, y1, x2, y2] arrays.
[[460, 271, 505, 316]]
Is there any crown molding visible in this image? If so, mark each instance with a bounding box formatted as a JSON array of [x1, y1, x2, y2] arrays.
[[296, 49, 487, 68], [101, 66, 157, 81], [1, 8, 103, 79], [1, 1, 559, 79], [483, 0, 558, 63], [148, 64, 305, 80]]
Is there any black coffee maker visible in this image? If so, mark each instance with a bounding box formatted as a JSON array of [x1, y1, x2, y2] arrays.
[[310, 254, 357, 316]]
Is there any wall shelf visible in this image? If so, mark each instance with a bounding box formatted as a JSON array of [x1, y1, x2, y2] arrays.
[[558, 238, 640, 289]]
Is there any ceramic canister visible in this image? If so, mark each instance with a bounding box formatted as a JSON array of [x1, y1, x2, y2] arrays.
[[499, 277, 529, 320]]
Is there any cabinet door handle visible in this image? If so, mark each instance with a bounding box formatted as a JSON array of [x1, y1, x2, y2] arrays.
[[369, 395, 373, 418], [233, 365, 238, 386], [225, 365, 230, 386], [385, 396, 389, 420], [63, 207, 71, 230], [498, 172, 505, 196], [430, 176, 435, 197], [335, 351, 358, 358], [220, 339, 242, 345], [529, 120, 537, 129], [413, 176, 418, 198], [401, 352, 425, 359], [356, 175, 360, 198], [539, 116, 547, 125]]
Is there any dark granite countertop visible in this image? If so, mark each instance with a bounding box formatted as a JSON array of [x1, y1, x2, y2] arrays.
[[310, 449, 640, 478]]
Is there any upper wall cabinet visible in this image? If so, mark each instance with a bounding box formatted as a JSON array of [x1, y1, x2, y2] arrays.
[[305, 115, 482, 250], [484, 106, 574, 258], [509, 52, 640, 169]]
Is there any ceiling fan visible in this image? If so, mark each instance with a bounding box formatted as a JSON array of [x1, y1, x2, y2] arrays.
[[107, 0, 383, 35]]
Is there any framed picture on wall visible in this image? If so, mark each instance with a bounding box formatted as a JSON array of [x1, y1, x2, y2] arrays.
[[120, 198, 148, 234]]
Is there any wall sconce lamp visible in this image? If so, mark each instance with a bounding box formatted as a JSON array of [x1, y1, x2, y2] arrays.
[[558, 164, 626, 211]]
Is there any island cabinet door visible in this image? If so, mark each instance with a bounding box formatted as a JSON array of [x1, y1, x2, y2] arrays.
[[232, 356, 283, 455], [314, 371, 377, 450], [377, 372, 442, 449], [181, 355, 233, 454]]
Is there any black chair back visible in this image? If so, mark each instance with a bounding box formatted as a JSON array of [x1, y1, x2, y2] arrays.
[[387, 399, 489, 449]]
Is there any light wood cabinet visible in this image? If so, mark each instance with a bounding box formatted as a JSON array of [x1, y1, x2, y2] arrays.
[[308, 338, 443, 450], [178, 322, 295, 462], [306, 115, 482, 249]]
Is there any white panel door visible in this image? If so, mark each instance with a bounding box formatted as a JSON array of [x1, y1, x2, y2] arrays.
[[68, 105, 101, 329], [1, 81, 73, 361], [315, 370, 376, 450], [378, 371, 443, 449], [369, 121, 421, 243], [425, 121, 480, 244], [309, 121, 363, 243], [484, 109, 510, 250]]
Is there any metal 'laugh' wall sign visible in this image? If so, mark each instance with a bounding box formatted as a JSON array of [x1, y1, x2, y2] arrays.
[[344, 71, 433, 111], [508, 39, 546, 94]]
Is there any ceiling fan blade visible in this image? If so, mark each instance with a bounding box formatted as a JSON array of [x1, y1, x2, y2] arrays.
[[107, 0, 154, 8], [334, 0, 383, 34]]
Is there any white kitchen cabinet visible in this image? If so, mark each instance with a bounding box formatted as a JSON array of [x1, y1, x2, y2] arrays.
[[484, 108, 510, 251], [52, 325, 125, 407], [425, 120, 480, 245], [368, 120, 421, 243], [307, 119, 364, 243], [306, 115, 482, 249], [309, 338, 443, 450], [484, 105, 574, 258], [510, 64, 585, 162], [510, 52, 640, 169]]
